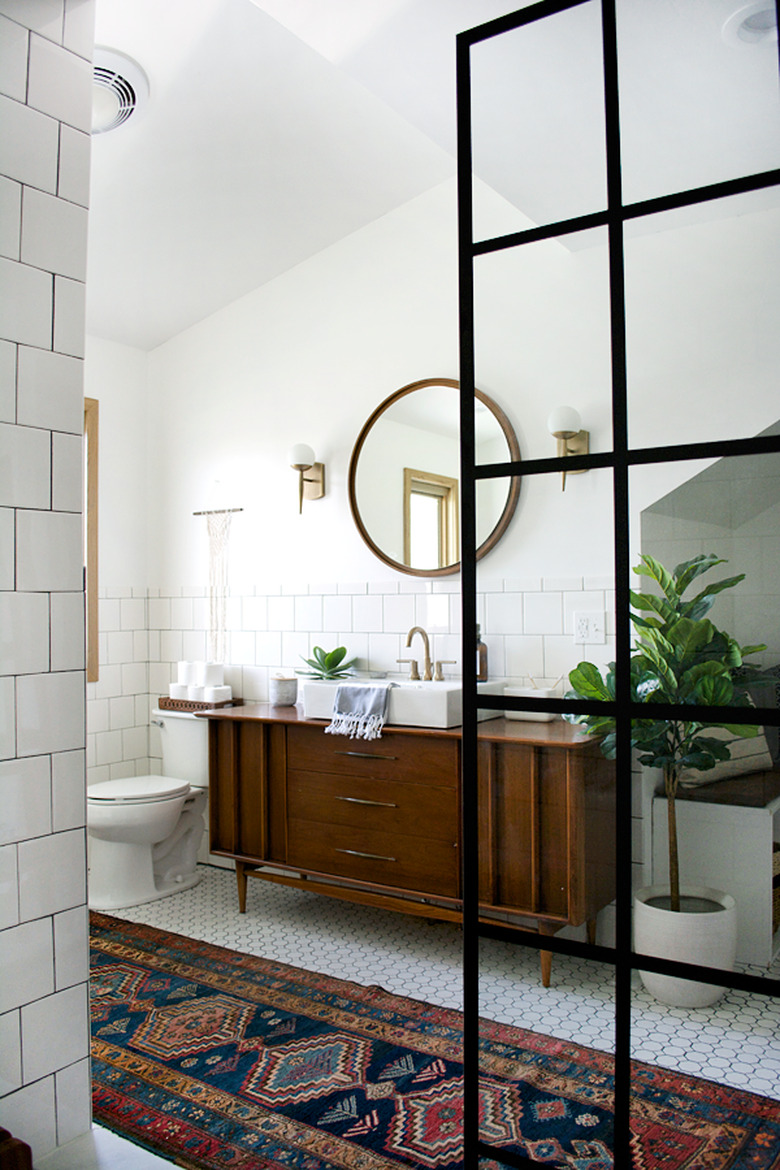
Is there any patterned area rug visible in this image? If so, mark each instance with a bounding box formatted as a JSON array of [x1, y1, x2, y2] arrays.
[[90, 913, 780, 1169]]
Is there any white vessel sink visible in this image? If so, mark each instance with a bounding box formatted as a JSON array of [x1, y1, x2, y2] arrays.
[[301, 679, 504, 729]]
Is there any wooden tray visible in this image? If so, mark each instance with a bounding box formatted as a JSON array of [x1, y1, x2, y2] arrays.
[[158, 696, 243, 713]]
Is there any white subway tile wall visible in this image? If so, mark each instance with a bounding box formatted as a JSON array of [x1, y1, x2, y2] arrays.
[[88, 576, 617, 775], [91, 578, 652, 892], [0, 0, 94, 1160]]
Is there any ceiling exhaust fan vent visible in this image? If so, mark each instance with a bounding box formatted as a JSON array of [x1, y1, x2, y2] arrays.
[[92, 48, 150, 134], [722, 2, 778, 46]]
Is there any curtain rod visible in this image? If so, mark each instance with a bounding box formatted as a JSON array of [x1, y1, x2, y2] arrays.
[[192, 508, 244, 516]]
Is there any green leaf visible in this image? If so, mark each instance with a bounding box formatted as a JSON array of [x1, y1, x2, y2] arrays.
[[739, 644, 767, 659], [678, 660, 728, 697], [568, 663, 613, 701], [719, 723, 760, 738], [629, 590, 674, 622], [297, 646, 357, 680], [696, 674, 734, 706], [629, 612, 664, 631], [680, 574, 745, 618], [635, 554, 678, 603], [598, 731, 617, 758], [665, 617, 715, 661], [673, 554, 726, 595], [637, 626, 676, 661]]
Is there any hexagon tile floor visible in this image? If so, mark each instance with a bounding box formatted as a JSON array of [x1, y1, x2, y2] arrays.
[[111, 863, 780, 1100]]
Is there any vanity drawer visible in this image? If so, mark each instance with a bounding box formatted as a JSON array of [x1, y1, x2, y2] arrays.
[[287, 819, 459, 897], [287, 724, 458, 787], [287, 769, 457, 842]]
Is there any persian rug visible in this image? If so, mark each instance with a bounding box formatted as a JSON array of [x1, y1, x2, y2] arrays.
[[90, 913, 780, 1169]]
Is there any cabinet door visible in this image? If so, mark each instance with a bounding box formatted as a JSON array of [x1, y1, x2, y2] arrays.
[[209, 719, 286, 861], [479, 741, 570, 920]]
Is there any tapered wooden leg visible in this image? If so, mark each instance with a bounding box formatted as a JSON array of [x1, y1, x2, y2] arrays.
[[587, 918, 597, 946], [236, 861, 248, 913], [539, 922, 556, 988]]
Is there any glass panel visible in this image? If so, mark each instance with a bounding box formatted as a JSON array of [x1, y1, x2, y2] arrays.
[[625, 189, 780, 449], [634, 454, 780, 671], [629, 456, 780, 992], [470, 1, 607, 243], [617, 0, 780, 206], [474, 468, 616, 691], [473, 227, 612, 466], [631, 977, 780, 1104], [478, 940, 616, 1162]]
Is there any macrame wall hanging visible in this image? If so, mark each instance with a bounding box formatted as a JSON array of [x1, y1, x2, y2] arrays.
[[193, 505, 242, 663]]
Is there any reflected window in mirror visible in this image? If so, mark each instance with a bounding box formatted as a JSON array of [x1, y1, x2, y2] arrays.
[[404, 468, 459, 570]]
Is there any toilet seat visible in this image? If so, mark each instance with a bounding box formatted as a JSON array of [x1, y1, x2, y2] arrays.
[[88, 775, 190, 804]]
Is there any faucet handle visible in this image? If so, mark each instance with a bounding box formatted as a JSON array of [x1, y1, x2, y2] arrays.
[[396, 658, 420, 681], [434, 660, 456, 681]]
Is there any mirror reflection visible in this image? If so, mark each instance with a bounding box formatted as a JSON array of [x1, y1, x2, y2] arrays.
[[348, 378, 521, 576]]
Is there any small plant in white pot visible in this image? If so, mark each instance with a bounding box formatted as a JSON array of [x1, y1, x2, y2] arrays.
[[567, 553, 767, 1007], [297, 646, 358, 681]]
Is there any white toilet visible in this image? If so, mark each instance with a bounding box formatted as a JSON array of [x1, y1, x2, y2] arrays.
[[87, 709, 209, 911]]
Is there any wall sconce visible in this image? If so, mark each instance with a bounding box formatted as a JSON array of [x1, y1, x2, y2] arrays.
[[289, 443, 325, 513], [547, 406, 589, 491]]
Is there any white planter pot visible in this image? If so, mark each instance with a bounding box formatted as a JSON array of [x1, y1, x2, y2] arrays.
[[269, 677, 298, 706], [633, 885, 737, 1008]]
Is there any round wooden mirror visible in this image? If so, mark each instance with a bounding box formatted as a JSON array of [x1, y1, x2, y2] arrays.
[[348, 378, 521, 577]]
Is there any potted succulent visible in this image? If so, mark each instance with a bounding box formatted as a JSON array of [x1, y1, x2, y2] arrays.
[[297, 646, 357, 681], [297, 646, 358, 720], [567, 553, 767, 1006]]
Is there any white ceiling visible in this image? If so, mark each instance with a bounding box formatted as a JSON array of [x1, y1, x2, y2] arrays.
[[86, 0, 780, 352]]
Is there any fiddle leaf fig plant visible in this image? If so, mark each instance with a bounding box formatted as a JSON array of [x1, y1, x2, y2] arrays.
[[567, 553, 767, 913], [297, 646, 357, 681]]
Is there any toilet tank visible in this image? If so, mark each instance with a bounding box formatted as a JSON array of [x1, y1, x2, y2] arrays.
[[152, 709, 209, 786]]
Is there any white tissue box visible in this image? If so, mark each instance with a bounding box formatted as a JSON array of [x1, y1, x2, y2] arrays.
[[504, 686, 558, 722]]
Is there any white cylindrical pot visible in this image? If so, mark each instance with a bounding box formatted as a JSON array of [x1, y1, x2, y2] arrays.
[[634, 885, 737, 1008], [269, 677, 298, 706]]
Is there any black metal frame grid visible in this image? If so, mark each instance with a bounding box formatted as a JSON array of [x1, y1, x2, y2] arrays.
[[456, 1, 780, 1165]]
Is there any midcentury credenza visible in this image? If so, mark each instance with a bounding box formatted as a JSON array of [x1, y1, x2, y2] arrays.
[[198, 704, 616, 985]]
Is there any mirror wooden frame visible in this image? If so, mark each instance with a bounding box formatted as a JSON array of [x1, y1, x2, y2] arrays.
[[348, 377, 521, 577]]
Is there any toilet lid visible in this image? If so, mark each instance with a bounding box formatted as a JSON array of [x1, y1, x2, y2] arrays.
[[87, 775, 190, 803]]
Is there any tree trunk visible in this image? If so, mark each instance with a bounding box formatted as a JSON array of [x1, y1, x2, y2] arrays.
[[665, 766, 680, 912]]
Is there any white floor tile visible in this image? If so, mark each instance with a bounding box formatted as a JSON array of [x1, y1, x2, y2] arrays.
[[37, 1124, 173, 1169]]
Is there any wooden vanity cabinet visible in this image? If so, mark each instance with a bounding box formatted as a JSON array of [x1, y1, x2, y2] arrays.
[[286, 723, 460, 899], [477, 734, 616, 941], [203, 706, 615, 980]]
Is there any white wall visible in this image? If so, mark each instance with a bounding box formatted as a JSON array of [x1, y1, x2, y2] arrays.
[[0, 0, 94, 1158], [91, 181, 780, 599], [84, 336, 149, 589]]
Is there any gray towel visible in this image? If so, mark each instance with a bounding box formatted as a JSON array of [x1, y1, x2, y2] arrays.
[[325, 683, 393, 741]]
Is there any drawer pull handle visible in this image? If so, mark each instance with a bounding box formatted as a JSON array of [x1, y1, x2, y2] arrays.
[[335, 796, 398, 808], [335, 848, 397, 862], [335, 751, 398, 760]]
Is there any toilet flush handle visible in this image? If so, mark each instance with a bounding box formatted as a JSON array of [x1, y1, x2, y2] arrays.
[[151, 718, 164, 727]]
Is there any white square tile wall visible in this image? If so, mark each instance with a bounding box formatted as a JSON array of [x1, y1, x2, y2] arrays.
[[0, 2, 94, 1161]]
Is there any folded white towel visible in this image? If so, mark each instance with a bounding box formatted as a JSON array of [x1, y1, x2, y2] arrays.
[[325, 683, 394, 741]]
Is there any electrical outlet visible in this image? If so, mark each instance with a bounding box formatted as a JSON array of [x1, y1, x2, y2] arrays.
[[573, 611, 605, 644]]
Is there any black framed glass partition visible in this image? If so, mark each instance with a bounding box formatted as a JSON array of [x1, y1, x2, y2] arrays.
[[457, 1, 780, 1164]]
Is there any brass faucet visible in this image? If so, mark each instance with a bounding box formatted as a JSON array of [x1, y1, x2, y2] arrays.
[[405, 626, 433, 681]]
